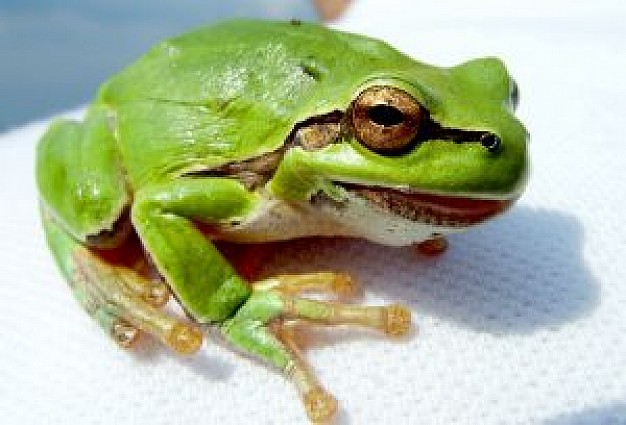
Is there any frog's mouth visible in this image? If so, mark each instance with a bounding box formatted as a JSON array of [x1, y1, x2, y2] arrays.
[[341, 183, 515, 227]]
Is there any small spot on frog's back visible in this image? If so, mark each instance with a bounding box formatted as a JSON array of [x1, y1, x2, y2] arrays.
[[298, 57, 326, 81]]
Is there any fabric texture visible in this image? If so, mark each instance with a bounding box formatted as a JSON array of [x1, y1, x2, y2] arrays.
[[1, 1, 625, 423]]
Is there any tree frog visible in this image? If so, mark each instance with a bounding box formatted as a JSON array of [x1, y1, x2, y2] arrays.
[[36, 19, 528, 423]]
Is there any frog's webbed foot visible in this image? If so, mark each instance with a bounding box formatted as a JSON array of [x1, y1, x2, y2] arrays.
[[70, 246, 203, 354], [415, 235, 448, 256], [221, 272, 411, 423]]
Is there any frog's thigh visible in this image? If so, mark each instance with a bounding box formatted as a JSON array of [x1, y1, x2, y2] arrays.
[[36, 107, 129, 243], [131, 177, 256, 323]]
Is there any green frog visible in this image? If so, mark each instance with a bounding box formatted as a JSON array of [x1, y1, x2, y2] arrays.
[[36, 19, 528, 422]]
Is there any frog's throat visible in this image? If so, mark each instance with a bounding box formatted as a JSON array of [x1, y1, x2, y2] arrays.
[[339, 183, 515, 228]]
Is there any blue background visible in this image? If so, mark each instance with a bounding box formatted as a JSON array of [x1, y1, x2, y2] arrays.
[[0, 1, 318, 131]]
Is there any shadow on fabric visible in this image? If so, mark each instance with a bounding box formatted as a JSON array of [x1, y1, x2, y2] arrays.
[[261, 206, 599, 335]]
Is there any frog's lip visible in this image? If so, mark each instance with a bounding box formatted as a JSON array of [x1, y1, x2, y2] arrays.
[[342, 183, 515, 227]]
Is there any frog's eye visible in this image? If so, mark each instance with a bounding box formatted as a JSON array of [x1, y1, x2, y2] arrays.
[[351, 86, 423, 153]]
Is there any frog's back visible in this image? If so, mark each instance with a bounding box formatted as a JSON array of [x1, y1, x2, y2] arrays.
[[97, 20, 412, 188]]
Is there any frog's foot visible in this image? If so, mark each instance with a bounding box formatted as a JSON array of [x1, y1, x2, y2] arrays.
[[415, 235, 448, 256], [221, 273, 411, 423], [70, 247, 203, 354]]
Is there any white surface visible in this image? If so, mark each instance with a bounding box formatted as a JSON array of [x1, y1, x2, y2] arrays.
[[1, 2, 626, 424]]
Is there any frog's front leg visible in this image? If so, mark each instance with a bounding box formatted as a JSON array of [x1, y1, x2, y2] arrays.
[[133, 177, 411, 422], [222, 278, 411, 422], [131, 177, 256, 322]]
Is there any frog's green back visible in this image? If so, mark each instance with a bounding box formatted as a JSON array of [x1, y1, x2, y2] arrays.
[[98, 19, 423, 188]]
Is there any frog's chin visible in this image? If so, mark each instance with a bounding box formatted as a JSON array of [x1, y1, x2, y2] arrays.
[[341, 183, 515, 228]]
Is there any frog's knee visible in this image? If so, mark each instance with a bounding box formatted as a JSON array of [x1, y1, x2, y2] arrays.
[[36, 110, 129, 243], [230, 289, 285, 324]]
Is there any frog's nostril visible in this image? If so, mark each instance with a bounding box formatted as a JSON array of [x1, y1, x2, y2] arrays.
[[509, 78, 519, 111], [480, 133, 501, 153]]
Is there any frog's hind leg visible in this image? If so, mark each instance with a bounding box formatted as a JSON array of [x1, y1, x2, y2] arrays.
[[42, 209, 203, 354], [221, 277, 411, 422]]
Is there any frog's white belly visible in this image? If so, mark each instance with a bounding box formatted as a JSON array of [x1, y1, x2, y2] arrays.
[[218, 193, 462, 246]]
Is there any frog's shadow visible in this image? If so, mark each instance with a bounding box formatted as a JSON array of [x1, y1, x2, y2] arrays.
[[542, 402, 626, 425], [130, 334, 236, 381], [261, 206, 599, 336], [125, 206, 599, 425], [130, 207, 598, 379]]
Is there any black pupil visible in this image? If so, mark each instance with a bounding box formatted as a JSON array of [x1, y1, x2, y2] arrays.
[[367, 105, 404, 126]]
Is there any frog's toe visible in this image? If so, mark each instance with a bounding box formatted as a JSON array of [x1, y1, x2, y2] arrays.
[[253, 271, 359, 298], [106, 301, 202, 354], [163, 323, 204, 355], [117, 268, 171, 307], [415, 235, 448, 256], [383, 304, 412, 336], [280, 294, 413, 336], [303, 387, 337, 423], [110, 318, 141, 348], [70, 247, 202, 355]]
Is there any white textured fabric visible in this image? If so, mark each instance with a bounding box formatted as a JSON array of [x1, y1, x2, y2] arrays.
[[1, 2, 625, 424]]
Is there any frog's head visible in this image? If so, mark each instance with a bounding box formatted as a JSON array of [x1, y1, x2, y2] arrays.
[[270, 56, 528, 242]]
